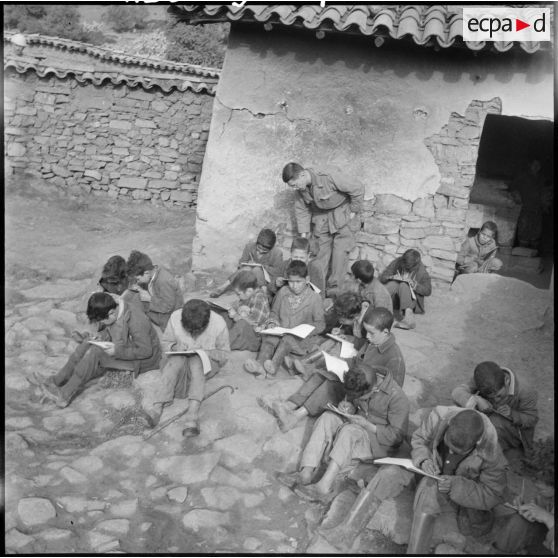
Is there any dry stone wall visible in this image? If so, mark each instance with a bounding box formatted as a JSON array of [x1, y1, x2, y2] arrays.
[[4, 70, 214, 207]]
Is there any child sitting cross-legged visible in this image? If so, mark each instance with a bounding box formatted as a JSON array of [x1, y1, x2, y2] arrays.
[[226, 269, 270, 351], [210, 228, 284, 298], [244, 260, 325, 378], [126, 250, 184, 333], [41, 292, 161, 408]]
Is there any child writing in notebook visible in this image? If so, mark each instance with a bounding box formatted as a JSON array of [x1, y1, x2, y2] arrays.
[[226, 269, 270, 351], [210, 228, 283, 298], [244, 260, 325, 377]]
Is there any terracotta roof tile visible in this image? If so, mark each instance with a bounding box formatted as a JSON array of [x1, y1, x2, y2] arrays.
[[4, 32, 220, 94], [170, 4, 551, 53]]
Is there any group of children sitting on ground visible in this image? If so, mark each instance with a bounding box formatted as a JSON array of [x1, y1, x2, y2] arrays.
[[36, 219, 551, 554]]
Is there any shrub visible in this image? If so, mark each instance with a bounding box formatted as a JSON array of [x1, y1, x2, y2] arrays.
[[165, 21, 229, 67], [4, 4, 103, 44], [102, 5, 147, 33]]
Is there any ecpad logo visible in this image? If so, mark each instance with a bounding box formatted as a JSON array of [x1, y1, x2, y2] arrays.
[[463, 7, 551, 42]]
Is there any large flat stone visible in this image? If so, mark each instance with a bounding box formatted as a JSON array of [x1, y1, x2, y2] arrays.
[[20, 279, 90, 300], [110, 498, 138, 517], [182, 509, 231, 532], [71, 456, 103, 474], [96, 519, 130, 535], [213, 434, 262, 468], [5, 529, 34, 550], [155, 452, 221, 484], [57, 496, 106, 513], [201, 486, 242, 510], [18, 497, 56, 527]]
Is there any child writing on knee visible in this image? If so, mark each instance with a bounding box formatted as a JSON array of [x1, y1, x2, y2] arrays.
[[451, 361, 538, 457], [142, 299, 230, 436], [226, 270, 270, 352], [41, 292, 161, 408], [379, 248, 431, 330], [244, 260, 325, 378], [126, 250, 184, 332], [210, 228, 283, 298], [259, 306, 405, 432], [349, 260, 392, 312]]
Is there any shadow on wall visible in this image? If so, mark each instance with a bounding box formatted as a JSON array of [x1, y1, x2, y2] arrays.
[[229, 25, 552, 85]]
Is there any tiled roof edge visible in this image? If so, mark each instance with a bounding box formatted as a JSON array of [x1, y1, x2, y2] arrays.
[[4, 31, 222, 78]]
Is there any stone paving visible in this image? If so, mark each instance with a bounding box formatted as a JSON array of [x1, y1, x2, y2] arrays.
[[4, 186, 554, 553]]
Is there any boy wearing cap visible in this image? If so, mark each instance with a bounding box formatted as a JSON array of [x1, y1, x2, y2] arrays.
[[319, 406, 507, 553], [451, 361, 538, 457], [127, 250, 184, 332], [210, 228, 284, 298]]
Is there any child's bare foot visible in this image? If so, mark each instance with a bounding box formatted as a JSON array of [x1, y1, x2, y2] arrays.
[[263, 360, 276, 376], [272, 401, 299, 432], [244, 359, 266, 376]]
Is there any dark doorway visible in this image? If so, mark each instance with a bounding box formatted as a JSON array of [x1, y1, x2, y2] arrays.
[[471, 115, 553, 289]]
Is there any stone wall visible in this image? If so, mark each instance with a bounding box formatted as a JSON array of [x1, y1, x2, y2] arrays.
[[191, 26, 554, 285], [4, 70, 214, 207]]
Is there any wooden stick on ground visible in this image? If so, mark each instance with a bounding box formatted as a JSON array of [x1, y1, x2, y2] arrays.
[[143, 384, 235, 440]]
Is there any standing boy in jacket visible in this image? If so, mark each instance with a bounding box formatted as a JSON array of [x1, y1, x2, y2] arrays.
[[282, 162, 364, 295]]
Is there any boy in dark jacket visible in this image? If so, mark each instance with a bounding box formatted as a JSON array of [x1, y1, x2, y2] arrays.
[[210, 228, 283, 298], [379, 249, 431, 329], [127, 250, 183, 332], [319, 406, 507, 553], [452, 361, 538, 457], [41, 292, 161, 408]]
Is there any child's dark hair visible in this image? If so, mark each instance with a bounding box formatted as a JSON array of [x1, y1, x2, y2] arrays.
[[286, 259, 308, 279], [291, 237, 310, 253], [362, 306, 394, 332], [86, 292, 118, 323], [474, 361, 506, 398], [401, 249, 421, 271], [480, 221, 499, 243], [127, 250, 154, 277], [351, 260, 375, 284], [333, 292, 364, 320], [99, 255, 128, 295], [181, 299, 211, 338], [344, 362, 379, 397], [256, 228, 276, 249], [232, 269, 258, 292], [446, 410, 484, 453], [282, 162, 304, 182]]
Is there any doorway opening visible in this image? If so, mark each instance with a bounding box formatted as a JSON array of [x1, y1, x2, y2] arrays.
[[470, 114, 553, 289]]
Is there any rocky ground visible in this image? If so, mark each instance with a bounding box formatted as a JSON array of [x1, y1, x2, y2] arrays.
[[5, 178, 554, 554]]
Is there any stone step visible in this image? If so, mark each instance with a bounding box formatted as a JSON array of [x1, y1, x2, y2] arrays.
[[501, 254, 543, 272], [511, 247, 539, 258]]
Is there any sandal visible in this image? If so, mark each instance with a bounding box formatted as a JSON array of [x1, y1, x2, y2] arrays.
[[263, 360, 276, 376]]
